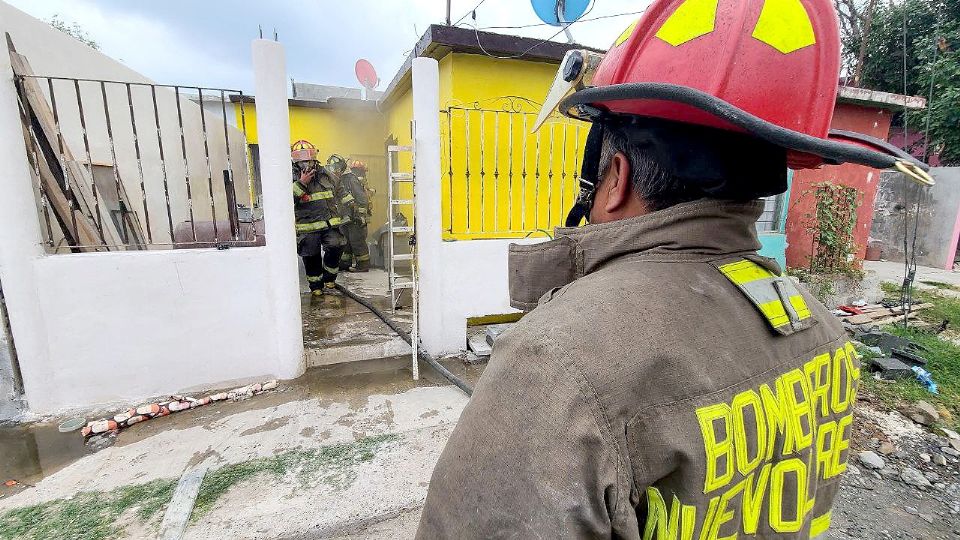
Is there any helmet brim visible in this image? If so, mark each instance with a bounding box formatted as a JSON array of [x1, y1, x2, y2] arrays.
[[560, 83, 933, 185]]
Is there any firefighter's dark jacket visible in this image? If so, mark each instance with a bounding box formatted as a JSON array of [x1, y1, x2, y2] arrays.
[[338, 171, 369, 218], [292, 166, 345, 234], [417, 199, 855, 539]]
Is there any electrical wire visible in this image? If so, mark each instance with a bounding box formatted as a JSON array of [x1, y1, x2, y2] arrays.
[[897, 5, 924, 329], [921, 25, 940, 160], [452, 0, 490, 27], [464, 0, 600, 60], [479, 10, 646, 30]]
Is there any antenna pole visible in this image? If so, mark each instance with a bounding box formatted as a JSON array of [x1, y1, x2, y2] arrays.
[[446, 0, 452, 25], [556, 0, 575, 43]]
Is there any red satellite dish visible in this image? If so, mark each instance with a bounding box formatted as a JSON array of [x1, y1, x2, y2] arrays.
[[355, 59, 378, 90]]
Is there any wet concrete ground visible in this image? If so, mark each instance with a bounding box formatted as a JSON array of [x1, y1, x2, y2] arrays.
[[0, 355, 483, 503], [302, 270, 415, 366]]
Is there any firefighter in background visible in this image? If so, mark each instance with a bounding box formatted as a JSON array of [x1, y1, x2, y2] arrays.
[[327, 154, 372, 272], [291, 141, 346, 297]]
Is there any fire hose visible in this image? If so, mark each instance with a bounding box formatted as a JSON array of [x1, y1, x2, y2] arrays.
[[334, 283, 474, 397]]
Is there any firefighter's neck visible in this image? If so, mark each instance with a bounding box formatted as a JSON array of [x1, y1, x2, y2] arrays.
[[588, 152, 651, 224]]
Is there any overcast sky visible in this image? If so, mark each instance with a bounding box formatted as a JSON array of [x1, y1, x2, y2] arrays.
[[7, 0, 648, 95]]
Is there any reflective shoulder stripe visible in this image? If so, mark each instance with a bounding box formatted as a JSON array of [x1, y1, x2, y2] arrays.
[[717, 258, 775, 285], [328, 217, 343, 226], [293, 183, 306, 197], [715, 257, 814, 336], [341, 193, 355, 204]]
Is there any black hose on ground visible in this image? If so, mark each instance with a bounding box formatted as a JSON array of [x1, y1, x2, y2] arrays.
[[334, 283, 474, 396]]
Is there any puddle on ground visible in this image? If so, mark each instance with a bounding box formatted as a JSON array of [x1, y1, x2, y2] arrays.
[[1, 268, 484, 493], [0, 355, 485, 490], [0, 421, 93, 496], [301, 289, 409, 348]]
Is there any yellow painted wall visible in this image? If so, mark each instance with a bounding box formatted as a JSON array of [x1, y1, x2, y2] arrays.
[[439, 53, 588, 240], [237, 103, 390, 238], [383, 55, 455, 227], [236, 51, 586, 243]]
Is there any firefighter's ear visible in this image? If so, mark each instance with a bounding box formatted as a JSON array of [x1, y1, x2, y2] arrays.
[[601, 151, 633, 213]]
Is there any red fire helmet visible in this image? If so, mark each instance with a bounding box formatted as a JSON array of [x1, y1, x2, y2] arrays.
[[291, 140, 318, 162], [536, 0, 932, 185]]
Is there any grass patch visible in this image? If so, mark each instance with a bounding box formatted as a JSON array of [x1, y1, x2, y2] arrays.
[[861, 283, 960, 429], [0, 479, 175, 540], [192, 433, 398, 519], [879, 281, 900, 296], [920, 280, 960, 291]]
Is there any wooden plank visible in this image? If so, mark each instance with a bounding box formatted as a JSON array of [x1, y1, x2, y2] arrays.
[[158, 465, 209, 540], [20, 122, 103, 250], [7, 34, 124, 248]]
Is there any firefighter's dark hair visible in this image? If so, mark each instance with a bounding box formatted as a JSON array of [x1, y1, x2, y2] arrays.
[[597, 128, 704, 212]]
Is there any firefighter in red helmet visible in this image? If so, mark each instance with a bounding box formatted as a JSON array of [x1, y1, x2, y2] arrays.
[[327, 155, 372, 272], [291, 141, 347, 297], [418, 0, 931, 538]]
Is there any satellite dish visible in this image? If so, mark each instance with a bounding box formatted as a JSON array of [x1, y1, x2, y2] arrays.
[[355, 59, 379, 91], [530, 0, 590, 26]]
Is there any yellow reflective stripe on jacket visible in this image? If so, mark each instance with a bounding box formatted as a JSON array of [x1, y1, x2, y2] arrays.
[[296, 221, 329, 233], [341, 193, 355, 204], [296, 216, 344, 233], [293, 183, 306, 197], [809, 510, 832, 538], [716, 258, 813, 335], [718, 259, 776, 285], [305, 191, 333, 202], [758, 297, 807, 329]]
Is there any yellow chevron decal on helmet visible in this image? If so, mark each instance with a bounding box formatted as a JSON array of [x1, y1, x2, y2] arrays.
[[752, 0, 816, 53]]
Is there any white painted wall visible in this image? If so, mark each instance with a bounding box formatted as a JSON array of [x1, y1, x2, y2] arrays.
[[1, 2, 251, 246], [0, 284, 23, 420], [0, 33, 302, 413], [30, 249, 278, 410], [412, 58, 546, 355], [252, 39, 304, 380], [422, 237, 545, 355]]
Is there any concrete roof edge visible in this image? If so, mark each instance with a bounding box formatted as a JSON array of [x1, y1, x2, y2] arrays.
[[378, 24, 600, 108], [837, 86, 926, 111], [228, 93, 379, 110]]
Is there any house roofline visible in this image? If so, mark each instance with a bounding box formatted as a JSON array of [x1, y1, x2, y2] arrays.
[[836, 85, 926, 111], [229, 93, 380, 111], [378, 24, 601, 108]]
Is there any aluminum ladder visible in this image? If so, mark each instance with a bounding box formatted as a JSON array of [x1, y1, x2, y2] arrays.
[[386, 143, 419, 379]]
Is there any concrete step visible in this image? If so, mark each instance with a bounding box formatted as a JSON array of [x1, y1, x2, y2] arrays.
[[305, 336, 411, 368]]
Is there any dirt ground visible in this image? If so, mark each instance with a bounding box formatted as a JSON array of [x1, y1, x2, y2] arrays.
[[830, 400, 960, 539]]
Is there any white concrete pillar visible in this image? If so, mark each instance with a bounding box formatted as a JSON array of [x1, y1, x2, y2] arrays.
[[0, 44, 50, 411], [412, 58, 449, 356], [252, 39, 304, 379]]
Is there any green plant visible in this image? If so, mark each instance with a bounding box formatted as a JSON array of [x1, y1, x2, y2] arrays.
[[0, 479, 175, 540], [47, 15, 100, 50], [192, 433, 398, 519], [848, 0, 960, 164], [804, 182, 862, 275]]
